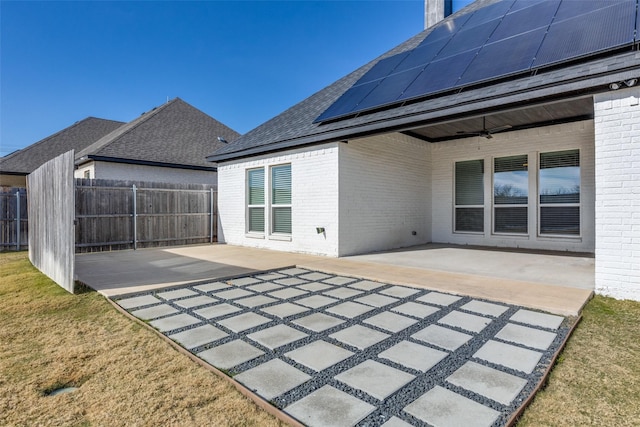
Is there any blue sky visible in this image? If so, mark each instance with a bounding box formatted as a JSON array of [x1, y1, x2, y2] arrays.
[[1, 0, 473, 157]]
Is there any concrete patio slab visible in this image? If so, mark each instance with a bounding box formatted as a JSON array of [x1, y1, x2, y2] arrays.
[[510, 309, 565, 329], [269, 288, 308, 299], [412, 324, 473, 351], [296, 294, 339, 309], [260, 302, 309, 318], [381, 417, 412, 427], [156, 288, 198, 300], [255, 272, 286, 281], [293, 313, 345, 333], [296, 282, 334, 292], [322, 276, 357, 286], [329, 325, 389, 350], [299, 272, 332, 281], [214, 288, 254, 300], [323, 287, 364, 299], [354, 293, 398, 308], [168, 324, 228, 349], [417, 291, 462, 306], [404, 385, 500, 427], [496, 323, 558, 350], [174, 295, 217, 308], [349, 280, 386, 291], [460, 300, 510, 317], [194, 302, 241, 319], [235, 359, 311, 400], [247, 282, 284, 293], [474, 340, 543, 374], [378, 340, 447, 372], [131, 304, 178, 320], [391, 301, 440, 319], [116, 294, 161, 309], [274, 277, 309, 286], [438, 310, 492, 333], [218, 312, 272, 333], [363, 311, 417, 333], [236, 295, 278, 308], [326, 301, 375, 319], [228, 277, 261, 286], [379, 286, 420, 298], [335, 360, 415, 401], [247, 324, 308, 350], [285, 340, 354, 372], [197, 339, 264, 370], [447, 361, 528, 405], [193, 282, 230, 293], [285, 385, 375, 427], [149, 313, 200, 332]]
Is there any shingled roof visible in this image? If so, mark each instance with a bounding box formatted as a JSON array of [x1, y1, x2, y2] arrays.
[[76, 97, 240, 170], [1, 117, 125, 175], [208, 0, 640, 162]]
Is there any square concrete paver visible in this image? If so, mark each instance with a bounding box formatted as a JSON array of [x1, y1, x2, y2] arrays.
[[131, 304, 179, 320], [235, 359, 311, 400], [404, 386, 500, 427], [380, 286, 420, 298], [412, 324, 473, 351], [447, 361, 528, 405], [349, 280, 386, 291], [364, 311, 417, 333], [322, 276, 357, 286], [150, 313, 200, 332], [474, 340, 543, 374], [247, 282, 284, 293], [391, 301, 440, 319], [330, 325, 389, 350], [299, 272, 332, 281], [326, 301, 375, 319], [274, 278, 309, 286], [156, 288, 199, 300], [510, 309, 564, 329], [323, 287, 364, 300], [297, 282, 334, 292], [269, 288, 308, 299], [117, 294, 162, 309], [379, 340, 447, 372], [229, 277, 261, 286], [417, 292, 462, 306], [236, 295, 278, 308], [460, 300, 509, 317], [198, 340, 264, 370], [194, 303, 241, 319], [285, 340, 354, 371], [335, 360, 415, 401], [438, 310, 492, 333], [260, 302, 309, 318], [194, 282, 230, 293], [174, 295, 217, 309], [293, 313, 345, 332], [355, 293, 398, 308], [168, 324, 228, 349], [285, 385, 375, 427], [279, 268, 310, 275], [255, 272, 286, 281], [218, 312, 272, 333], [496, 323, 558, 350], [296, 294, 339, 309], [381, 417, 413, 427], [214, 288, 254, 300], [247, 324, 308, 350]]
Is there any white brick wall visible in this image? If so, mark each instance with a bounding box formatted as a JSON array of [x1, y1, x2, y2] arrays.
[[74, 161, 217, 185], [217, 143, 340, 256], [338, 133, 431, 255], [430, 120, 595, 252], [594, 87, 640, 301]]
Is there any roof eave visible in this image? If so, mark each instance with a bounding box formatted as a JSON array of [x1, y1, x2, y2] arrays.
[[77, 155, 218, 172]]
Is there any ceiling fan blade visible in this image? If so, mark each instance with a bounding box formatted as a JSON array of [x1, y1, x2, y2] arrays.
[[487, 124, 512, 133]]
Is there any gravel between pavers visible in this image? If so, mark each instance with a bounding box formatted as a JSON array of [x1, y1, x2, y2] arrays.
[[115, 267, 572, 427]]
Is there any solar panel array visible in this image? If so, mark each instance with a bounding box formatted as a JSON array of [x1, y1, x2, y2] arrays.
[[316, 0, 638, 123]]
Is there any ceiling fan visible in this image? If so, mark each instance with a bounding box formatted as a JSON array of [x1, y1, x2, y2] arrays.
[[456, 116, 512, 139]]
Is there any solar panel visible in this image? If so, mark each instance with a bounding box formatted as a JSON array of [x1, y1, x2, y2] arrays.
[[533, 1, 636, 68], [488, 0, 559, 43], [399, 49, 480, 101], [458, 27, 547, 86], [315, 0, 638, 123]]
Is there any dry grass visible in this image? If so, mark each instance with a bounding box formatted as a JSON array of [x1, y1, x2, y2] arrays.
[[0, 252, 283, 427], [518, 295, 640, 426]]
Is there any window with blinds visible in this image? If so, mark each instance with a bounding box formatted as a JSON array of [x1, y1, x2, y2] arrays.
[[539, 149, 580, 235], [271, 164, 291, 234], [247, 168, 265, 233], [455, 159, 485, 232], [494, 155, 528, 234]]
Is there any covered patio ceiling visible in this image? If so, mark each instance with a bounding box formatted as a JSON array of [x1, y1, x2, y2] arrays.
[[403, 95, 594, 142]]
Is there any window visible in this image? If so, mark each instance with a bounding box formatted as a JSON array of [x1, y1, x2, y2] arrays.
[[83, 170, 90, 179], [455, 159, 484, 232], [271, 164, 291, 234], [539, 150, 580, 235], [247, 168, 265, 233], [494, 155, 528, 234]]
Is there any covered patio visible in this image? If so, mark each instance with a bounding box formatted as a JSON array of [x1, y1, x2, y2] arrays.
[[76, 243, 593, 316]]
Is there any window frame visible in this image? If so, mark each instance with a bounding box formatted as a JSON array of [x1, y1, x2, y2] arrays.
[[270, 164, 292, 236], [246, 167, 265, 235], [492, 154, 529, 235], [453, 159, 485, 234]]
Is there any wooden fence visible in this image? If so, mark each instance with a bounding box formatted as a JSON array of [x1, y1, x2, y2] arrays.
[[0, 188, 28, 251], [75, 178, 217, 253]]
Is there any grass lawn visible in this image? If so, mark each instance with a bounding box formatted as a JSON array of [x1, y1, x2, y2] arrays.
[[1, 251, 639, 426]]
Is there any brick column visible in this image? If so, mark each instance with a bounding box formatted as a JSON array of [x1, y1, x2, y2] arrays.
[[594, 86, 640, 301]]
